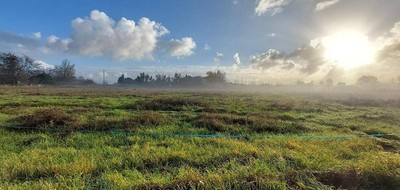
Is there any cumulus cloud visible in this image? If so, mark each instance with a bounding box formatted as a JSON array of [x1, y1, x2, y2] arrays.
[[376, 21, 400, 61], [250, 49, 295, 70], [289, 44, 326, 74], [315, 0, 341, 12], [35, 60, 54, 70], [255, 0, 292, 16], [167, 37, 196, 58], [369, 21, 400, 82], [47, 35, 71, 51], [214, 52, 223, 65], [48, 10, 170, 60], [250, 36, 333, 76], [232, 53, 241, 70]]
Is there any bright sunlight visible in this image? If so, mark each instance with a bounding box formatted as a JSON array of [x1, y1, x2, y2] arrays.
[[323, 30, 376, 69]]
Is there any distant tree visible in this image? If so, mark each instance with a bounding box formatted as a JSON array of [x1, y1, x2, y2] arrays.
[[206, 70, 226, 83], [117, 74, 125, 84], [135, 72, 153, 83], [53, 59, 76, 82], [0, 52, 39, 85], [357, 75, 378, 85], [337, 82, 346, 86], [155, 74, 166, 83], [173, 73, 182, 83]]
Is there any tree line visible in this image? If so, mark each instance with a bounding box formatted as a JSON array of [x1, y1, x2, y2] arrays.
[[0, 52, 94, 85], [117, 70, 226, 86], [2, 52, 399, 87]]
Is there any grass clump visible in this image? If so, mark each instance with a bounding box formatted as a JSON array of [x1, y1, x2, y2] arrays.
[[133, 98, 208, 111], [195, 113, 308, 134], [194, 113, 250, 132], [16, 108, 74, 128], [125, 111, 165, 127]]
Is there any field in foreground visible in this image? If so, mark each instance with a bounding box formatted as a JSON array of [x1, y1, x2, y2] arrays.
[[0, 86, 399, 189]]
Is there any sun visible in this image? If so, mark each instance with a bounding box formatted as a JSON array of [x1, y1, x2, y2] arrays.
[[322, 30, 376, 69]]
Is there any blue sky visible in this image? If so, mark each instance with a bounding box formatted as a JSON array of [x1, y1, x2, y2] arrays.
[[1, 0, 400, 84]]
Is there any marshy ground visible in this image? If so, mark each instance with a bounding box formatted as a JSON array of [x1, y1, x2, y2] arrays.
[[0, 86, 399, 189]]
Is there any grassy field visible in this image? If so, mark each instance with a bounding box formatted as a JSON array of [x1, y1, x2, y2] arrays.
[[0, 86, 399, 189]]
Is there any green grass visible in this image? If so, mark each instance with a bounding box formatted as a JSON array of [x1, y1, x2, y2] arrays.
[[0, 86, 399, 189]]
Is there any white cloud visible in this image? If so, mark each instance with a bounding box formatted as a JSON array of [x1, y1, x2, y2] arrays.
[[255, 0, 342, 16], [167, 37, 196, 58], [214, 52, 223, 65], [376, 21, 400, 50], [47, 35, 71, 51], [48, 10, 169, 60], [35, 60, 54, 70], [232, 53, 241, 70], [204, 44, 211, 51], [376, 21, 400, 62], [255, 0, 292, 16], [315, 0, 341, 12], [250, 49, 295, 70], [268, 33, 276, 37]]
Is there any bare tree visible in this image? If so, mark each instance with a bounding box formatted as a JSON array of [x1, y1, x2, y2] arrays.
[[52, 59, 76, 82], [0, 52, 39, 85]]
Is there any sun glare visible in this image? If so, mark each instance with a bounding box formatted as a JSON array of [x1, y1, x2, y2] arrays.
[[323, 30, 376, 69]]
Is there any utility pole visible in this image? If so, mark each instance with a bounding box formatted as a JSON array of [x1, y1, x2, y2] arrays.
[[102, 69, 106, 85]]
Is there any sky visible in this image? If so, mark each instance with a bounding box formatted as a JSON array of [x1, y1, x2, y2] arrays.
[[1, 0, 400, 84]]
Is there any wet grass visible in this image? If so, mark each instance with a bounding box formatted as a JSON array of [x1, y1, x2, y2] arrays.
[[0, 86, 399, 189]]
